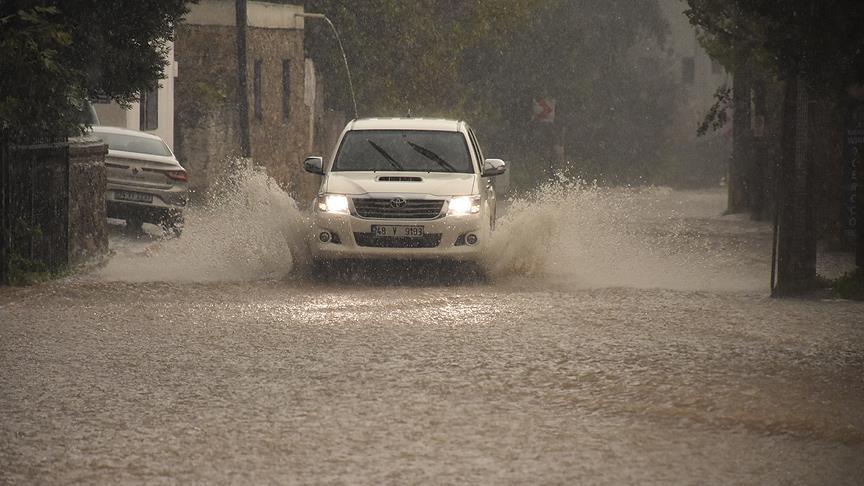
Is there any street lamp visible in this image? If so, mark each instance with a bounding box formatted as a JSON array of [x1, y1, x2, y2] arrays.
[[295, 12, 358, 120]]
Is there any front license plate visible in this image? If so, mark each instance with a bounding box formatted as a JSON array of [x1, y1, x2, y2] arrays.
[[371, 225, 424, 238], [115, 190, 153, 203]]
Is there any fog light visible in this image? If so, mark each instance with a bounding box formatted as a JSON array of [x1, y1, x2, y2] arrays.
[[319, 231, 332, 243], [465, 233, 478, 245]]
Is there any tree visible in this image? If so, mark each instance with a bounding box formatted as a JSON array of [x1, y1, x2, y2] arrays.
[[303, 0, 541, 117], [0, 0, 190, 143], [460, 0, 677, 185], [686, 0, 864, 292], [687, 1, 779, 217], [305, 0, 681, 188]]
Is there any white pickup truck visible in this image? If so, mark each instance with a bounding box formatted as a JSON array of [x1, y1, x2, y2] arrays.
[[303, 118, 506, 262]]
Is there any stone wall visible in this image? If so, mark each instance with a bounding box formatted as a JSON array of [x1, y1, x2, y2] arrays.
[[0, 139, 107, 283], [0, 142, 70, 282], [174, 10, 315, 202], [68, 139, 108, 263], [247, 26, 312, 201], [174, 24, 239, 197]]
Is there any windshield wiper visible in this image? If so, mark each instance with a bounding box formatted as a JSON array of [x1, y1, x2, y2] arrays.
[[405, 141, 457, 172], [367, 140, 404, 171]]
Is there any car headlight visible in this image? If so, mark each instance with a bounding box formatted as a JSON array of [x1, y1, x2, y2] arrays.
[[448, 195, 481, 216], [317, 194, 350, 214]]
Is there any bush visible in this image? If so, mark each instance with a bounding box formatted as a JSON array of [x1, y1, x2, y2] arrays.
[[832, 269, 864, 301]]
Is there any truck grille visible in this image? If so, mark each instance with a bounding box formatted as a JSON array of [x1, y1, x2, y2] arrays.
[[352, 198, 444, 219], [377, 176, 422, 182], [353, 233, 442, 248]]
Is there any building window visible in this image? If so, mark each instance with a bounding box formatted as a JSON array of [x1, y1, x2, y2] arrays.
[[140, 87, 158, 130], [282, 59, 291, 121], [254, 59, 263, 121], [682, 57, 695, 85]]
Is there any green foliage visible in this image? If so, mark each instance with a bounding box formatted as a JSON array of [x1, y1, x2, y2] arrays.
[[3, 218, 71, 286], [0, 6, 80, 142], [831, 269, 864, 301], [686, 0, 864, 91], [0, 0, 191, 143], [697, 84, 731, 136], [462, 0, 678, 184], [305, 0, 540, 116], [684, 1, 781, 138], [7, 252, 60, 286], [306, 0, 681, 186]]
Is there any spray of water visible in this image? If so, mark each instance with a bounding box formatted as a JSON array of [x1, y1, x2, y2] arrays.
[[98, 161, 309, 282], [485, 177, 769, 291], [97, 165, 768, 291]]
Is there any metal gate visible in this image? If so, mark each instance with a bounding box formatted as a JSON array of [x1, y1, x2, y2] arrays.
[[0, 139, 70, 284]]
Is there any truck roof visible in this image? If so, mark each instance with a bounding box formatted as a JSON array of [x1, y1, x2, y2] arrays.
[[346, 118, 464, 132]]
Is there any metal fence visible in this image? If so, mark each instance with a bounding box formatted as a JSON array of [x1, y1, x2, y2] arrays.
[[0, 139, 71, 284]]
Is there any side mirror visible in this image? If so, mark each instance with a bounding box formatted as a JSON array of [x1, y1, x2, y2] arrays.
[[481, 158, 506, 177], [303, 156, 324, 175]]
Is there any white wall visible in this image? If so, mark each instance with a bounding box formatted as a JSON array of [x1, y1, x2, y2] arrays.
[[183, 0, 304, 29], [93, 41, 177, 150], [94, 1, 308, 153], [658, 0, 731, 135]]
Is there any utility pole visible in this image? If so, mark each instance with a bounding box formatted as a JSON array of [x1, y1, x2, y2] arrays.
[[235, 0, 251, 158]]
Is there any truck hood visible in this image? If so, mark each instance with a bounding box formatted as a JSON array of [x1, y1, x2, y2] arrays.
[[323, 172, 477, 196]]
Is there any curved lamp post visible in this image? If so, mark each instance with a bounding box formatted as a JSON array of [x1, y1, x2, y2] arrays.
[[295, 13, 359, 120]]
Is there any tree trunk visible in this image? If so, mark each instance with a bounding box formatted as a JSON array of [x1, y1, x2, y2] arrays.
[[858, 168, 864, 269], [728, 66, 752, 214], [749, 79, 769, 220], [773, 75, 818, 296]]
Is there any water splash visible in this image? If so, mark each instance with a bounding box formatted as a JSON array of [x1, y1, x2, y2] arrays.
[[484, 178, 770, 291], [98, 161, 309, 282], [97, 166, 769, 291]]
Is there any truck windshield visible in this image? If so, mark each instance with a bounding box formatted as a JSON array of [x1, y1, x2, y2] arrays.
[[332, 130, 474, 173]]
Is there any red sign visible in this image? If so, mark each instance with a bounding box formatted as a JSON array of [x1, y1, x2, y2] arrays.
[[532, 98, 555, 123]]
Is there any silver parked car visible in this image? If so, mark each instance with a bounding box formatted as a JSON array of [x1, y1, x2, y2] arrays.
[[91, 126, 188, 235]]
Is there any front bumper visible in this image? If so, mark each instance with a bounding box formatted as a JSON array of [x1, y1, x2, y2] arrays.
[[310, 210, 487, 261]]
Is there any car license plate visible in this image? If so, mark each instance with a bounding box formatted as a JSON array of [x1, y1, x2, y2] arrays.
[[115, 190, 153, 203], [371, 225, 424, 238]]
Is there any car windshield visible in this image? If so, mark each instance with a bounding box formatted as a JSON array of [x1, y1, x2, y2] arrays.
[[93, 131, 172, 156], [332, 130, 473, 173]]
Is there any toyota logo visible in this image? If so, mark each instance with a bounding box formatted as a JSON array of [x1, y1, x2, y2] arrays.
[[390, 197, 407, 208]]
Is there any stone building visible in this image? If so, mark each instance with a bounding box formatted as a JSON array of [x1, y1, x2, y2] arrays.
[[95, 0, 329, 203], [659, 0, 731, 124], [176, 0, 318, 200], [658, 0, 732, 186]]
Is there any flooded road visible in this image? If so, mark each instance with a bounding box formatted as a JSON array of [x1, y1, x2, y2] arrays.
[[1, 182, 863, 484]]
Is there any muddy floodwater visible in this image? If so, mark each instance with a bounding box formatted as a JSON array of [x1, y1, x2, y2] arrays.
[[1, 180, 863, 484]]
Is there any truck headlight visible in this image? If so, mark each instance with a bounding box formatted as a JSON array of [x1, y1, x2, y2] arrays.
[[317, 194, 350, 214], [448, 195, 481, 216]]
